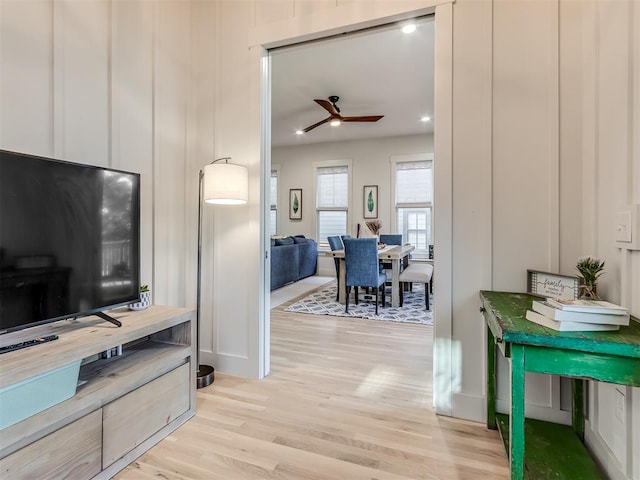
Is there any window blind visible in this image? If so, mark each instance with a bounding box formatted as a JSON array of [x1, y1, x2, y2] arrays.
[[316, 166, 348, 208], [395, 161, 432, 205]]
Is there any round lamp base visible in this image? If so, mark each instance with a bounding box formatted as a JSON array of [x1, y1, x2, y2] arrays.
[[196, 364, 215, 389]]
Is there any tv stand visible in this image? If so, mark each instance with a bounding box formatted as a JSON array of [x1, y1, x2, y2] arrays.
[[0, 305, 196, 479], [94, 311, 123, 327]]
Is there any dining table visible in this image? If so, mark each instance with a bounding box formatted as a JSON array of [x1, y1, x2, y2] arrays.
[[326, 243, 415, 308]]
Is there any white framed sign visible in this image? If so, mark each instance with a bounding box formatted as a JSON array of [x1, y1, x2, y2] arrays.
[[527, 270, 579, 300]]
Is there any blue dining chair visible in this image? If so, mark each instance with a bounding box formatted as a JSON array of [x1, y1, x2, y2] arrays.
[[379, 234, 402, 246], [327, 235, 344, 301], [343, 238, 387, 315], [379, 234, 403, 272]]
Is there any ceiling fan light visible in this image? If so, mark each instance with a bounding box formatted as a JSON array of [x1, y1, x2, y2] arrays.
[[402, 24, 416, 34], [302, 97, 382, 133]]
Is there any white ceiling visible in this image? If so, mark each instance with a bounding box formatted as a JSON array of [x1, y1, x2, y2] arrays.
[[270, 16, 435, 148]]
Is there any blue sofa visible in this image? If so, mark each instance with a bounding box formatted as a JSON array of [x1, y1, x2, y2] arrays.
[[270, 235, 318, 290]]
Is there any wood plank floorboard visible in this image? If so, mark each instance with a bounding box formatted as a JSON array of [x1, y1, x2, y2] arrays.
[[115, 289, 508, 480]]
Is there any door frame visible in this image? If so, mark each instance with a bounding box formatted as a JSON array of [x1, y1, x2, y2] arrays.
[[255, 1, 454, 415]]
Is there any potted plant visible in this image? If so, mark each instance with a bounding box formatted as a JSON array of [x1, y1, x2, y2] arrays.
[[129, 284, 152, 311], [575, 256, 604, 299]]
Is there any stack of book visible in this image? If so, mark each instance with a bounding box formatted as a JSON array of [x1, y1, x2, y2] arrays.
[[526, 298, 630, 331]]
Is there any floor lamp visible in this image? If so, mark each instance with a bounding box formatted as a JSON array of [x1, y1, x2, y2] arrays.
[[196, 157, 248, 389]]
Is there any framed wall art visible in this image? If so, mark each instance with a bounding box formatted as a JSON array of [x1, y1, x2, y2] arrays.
[[363, 185, 378, 219], [526, 269, 579, 300], [289, 188, 302, 220]]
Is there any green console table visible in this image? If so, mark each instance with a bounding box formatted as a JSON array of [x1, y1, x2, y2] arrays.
[[479, 291, 640, 480]]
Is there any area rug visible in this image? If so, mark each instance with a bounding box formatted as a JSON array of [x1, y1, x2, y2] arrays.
[[284, 282, 433, 325]]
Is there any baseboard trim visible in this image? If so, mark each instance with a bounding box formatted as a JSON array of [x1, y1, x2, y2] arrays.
[[585, 420, 629, 480], [453, 396, 572, 425], [200, 350, 253, 378], [496, 399, 571, 425], [451, 392, 485, 422]]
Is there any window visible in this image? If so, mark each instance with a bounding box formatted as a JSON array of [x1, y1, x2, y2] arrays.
[[316, 165, 349, 242], [269, 169, 277, 235], [394, 157, 433, 254]]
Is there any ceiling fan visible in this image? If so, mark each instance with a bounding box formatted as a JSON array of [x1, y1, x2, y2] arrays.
[[302, 96, 384, 133]]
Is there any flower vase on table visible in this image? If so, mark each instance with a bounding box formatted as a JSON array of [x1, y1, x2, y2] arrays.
[[578, 283, 599, 300], [576, 256, 604, 300]]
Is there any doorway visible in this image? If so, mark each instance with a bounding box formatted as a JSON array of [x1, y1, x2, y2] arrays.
[[256, 4, 454, 415], [266, 16, 436, 378]]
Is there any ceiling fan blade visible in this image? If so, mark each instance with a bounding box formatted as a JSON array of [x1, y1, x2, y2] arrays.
[[314, 99, 340, 116], [341, 115, 384, 123], [303, 117, 331, 133]]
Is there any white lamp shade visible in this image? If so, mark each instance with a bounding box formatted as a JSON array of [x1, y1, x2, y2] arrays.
[[203, 162, 248, 205]]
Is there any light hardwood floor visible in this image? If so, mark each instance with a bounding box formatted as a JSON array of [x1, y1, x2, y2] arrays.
[[116, 289, 509, 480]]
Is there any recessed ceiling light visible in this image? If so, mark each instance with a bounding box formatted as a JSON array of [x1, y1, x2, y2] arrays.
[[402, 24, 416, 34], [421, 116, 431, 122], [295, 130, 304, 135], [330, 120, 341, 127]]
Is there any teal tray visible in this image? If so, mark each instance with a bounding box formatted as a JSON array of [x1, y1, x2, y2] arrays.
[[0, 360, 81, 430]]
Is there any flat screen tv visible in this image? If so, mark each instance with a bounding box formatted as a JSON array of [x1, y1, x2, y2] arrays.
[[0, 150, 141, 334]]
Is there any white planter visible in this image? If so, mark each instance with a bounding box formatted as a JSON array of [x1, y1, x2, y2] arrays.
[[129, 291, 151, 311]]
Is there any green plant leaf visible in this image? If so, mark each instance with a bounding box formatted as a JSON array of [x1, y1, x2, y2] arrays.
[[293, 194, 299, 213], [367, 191, 374, 213]]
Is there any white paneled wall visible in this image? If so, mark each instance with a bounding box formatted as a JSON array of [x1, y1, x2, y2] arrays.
[[492, 0, 560, 287], [558, 0, 584, 275], [189, 0, 217, 373], [580, 0, 639, 477], [1, 0, 638, 478], [449, 0, 492, 417], [490, 0, 567, 426], [217, 0, 639, 478], [1, 0, 53, 155], [110, 0, 154, 289], [54, 1, 110, 165], [152, 1, 190, 308], [0, 0, 193, 312]]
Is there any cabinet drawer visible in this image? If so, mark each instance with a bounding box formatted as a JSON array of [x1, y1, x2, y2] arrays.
[[102, 363, 190, 467], [0, 409, 101, 480]]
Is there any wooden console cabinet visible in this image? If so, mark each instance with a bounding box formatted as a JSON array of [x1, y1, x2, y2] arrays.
[[0, 305, 196, 480]]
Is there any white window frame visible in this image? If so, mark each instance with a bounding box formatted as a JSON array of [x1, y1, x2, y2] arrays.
[[312, 159, 353, 245], [390, 153, 434, 258]]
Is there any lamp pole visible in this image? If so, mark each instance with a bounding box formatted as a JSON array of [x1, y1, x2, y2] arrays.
[[196, 168, 215, 389]]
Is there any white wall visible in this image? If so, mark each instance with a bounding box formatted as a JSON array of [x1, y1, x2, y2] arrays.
[[578, 1, 640, 477], [272, 134, 433, 240], [2, 0, 638, 478], [490, 0, 572, 427], [207, 0, 639, 478], [0, 0, 193, 334]]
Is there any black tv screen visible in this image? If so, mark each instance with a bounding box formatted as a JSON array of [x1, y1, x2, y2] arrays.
[[0, 150, 140, 334]]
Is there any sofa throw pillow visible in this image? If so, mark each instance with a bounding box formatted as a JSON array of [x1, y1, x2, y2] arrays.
[[275, 237, 294, 246], [293, 236, 308, 244]]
